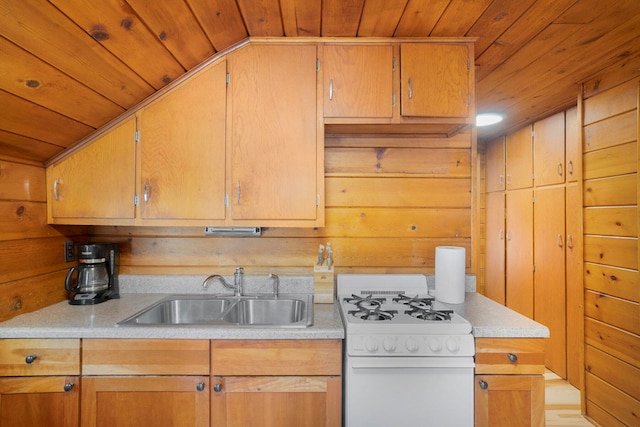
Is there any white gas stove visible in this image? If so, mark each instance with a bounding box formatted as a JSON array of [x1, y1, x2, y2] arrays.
[[338, 274, 475, 427]]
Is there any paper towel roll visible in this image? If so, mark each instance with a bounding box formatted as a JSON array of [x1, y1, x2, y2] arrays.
[[435, 246, 466, 304]]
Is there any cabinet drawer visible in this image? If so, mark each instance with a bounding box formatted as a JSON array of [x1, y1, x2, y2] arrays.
[[0, 339, 80, 376], [211, 340, 342, 376], [475, 338, 546, 374], [82, 339, 209, 375]]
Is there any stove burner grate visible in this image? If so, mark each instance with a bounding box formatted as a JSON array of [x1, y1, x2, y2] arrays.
[[344, 294, 385, 310], [405, 306, 453, 321], [392, 294, 434, 309], [348, 306, 398, 321]]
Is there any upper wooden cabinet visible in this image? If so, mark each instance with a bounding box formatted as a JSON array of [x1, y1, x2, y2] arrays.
[[485, 136, 506, 192], [323, 44, 394, 119], [533, 111, 565, 186], [400, 43, 471, 118], [506, 125, 533, 190], [227, 43, 323, 226], [137, 60, 227, 224], [47, 118, 136, 224]]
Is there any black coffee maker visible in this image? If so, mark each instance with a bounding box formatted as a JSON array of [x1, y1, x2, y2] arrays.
[[65, 243, 120, 305]]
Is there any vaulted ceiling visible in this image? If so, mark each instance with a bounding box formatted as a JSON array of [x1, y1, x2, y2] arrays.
[[1, 0, 639, 164]]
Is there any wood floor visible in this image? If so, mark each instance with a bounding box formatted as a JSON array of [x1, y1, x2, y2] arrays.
[[545, 370, 595, 426]]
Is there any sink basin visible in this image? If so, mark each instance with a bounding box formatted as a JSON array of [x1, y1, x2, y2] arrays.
[[222, 298, 306, 325], [117, 294, 313, 327]]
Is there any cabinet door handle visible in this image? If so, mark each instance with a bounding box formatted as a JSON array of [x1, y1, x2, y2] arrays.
[[408, 77, 413, 99], [567, 234, 574, 249], [567, 160, 574, 176], [506, 174, 511, 186], [479, 380, 488, 390], [25, 354, 38, 364], [213, 383, 223, 393], [507, 353, 518, 363], [499, 175, 504, 187], [196, 382, 205, 392], [557, 162, 563, 176], [64, 382, 75, 392], [53, 179, 61, 201], [557, 234, 563, 248], [506, 231, 511, 241], [143, 181, 151, 202], [329, 79, 334, 100], [499, 230, 504, 240]]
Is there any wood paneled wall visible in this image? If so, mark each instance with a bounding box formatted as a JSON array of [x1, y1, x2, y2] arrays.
[[90, 131, 475, 277], [581, 74, 640, 426], [0, 159, 87, 321]]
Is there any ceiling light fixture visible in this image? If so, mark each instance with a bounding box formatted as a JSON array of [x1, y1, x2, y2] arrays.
[[476, 113, 503, 127]]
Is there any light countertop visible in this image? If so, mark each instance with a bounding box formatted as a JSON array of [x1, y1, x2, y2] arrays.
[[0, 275, 548, 340]]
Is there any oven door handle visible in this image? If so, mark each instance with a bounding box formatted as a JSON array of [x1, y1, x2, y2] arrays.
[[350, 357, 474, 369]]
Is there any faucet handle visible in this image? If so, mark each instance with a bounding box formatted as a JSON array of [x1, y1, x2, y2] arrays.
[[268, 273, 279, 297]]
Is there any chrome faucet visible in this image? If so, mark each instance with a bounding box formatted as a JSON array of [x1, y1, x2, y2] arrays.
[[269, 273, 279, 298], [202, 267, 244, 296]]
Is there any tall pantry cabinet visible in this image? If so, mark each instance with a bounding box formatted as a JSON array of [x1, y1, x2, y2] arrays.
[[483, 108, 582, 382]]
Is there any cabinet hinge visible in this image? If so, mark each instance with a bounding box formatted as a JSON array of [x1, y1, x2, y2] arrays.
[[316, 58, 320, 72], [135, 130, 140, 143], [134, 194, 139, 206], [226, 73, 230, 86], [392, 57, 396, 72], [224, 194, 229, 208], [532, 195, 536, 203]]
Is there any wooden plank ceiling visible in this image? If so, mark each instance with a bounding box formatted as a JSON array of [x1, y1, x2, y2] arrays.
[[1, 0, 639, 164]]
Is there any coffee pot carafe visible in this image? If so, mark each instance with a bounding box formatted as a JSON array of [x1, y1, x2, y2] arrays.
[[65, 243, 119, 305]]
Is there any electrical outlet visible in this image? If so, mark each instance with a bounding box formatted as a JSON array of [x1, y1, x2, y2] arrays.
[[64, 240, 75, 262]]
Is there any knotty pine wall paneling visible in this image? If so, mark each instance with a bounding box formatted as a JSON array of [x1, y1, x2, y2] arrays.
[[90, 131, 475, 278], [0, 159, 87, 322], [581, 74, 640, 427]]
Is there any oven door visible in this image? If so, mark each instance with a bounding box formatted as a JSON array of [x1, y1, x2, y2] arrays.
[[345, 356, 474, 427]]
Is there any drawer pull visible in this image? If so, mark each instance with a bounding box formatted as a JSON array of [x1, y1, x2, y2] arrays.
[[196, 382, 205, 392], [64, 382, 75, 392], [25, 354, 38, 364], [507, 353, 518, 363], [479, 380, 488, 390], [213, 383, 223, 393]]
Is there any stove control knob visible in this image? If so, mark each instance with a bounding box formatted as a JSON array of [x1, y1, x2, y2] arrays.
[[428, 338, 442, 353], [405, 337, 419, 353], [446, 337, 460, 353], [365, 337, 379, 353], [382, 337, 396, 353]]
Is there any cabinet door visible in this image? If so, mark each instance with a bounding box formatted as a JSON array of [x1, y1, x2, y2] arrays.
[[534, 186, 566, 377], [485, 137, 506, 192], [565, 106, 580, 182], [81, 376, 209, 427], [323, 44, 393, 118], [228, 44, 321, 224], [47, 118, 135, 223], [0, 376, 79, 427], [533, 112, 565, 186], [506, 125, 533, 190], [506, 189, 534, 318], [138, 60, 227, 222], [475, 374, 544, 427], [211, 376, 341, 427], [400, 43, 471, 118], [565, 183, 582, 386], [485, 192, 505, 304]]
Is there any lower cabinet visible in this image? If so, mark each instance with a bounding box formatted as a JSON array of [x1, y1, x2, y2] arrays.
[[81, 376, 210, 427], [0, 339, 81, 427], [1, 338, 343, 426], [474, 338, 547, 427], [211, 339, 343, 427]]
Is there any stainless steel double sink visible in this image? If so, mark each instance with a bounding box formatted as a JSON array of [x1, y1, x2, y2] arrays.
[[117, 294, 313, 328]]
